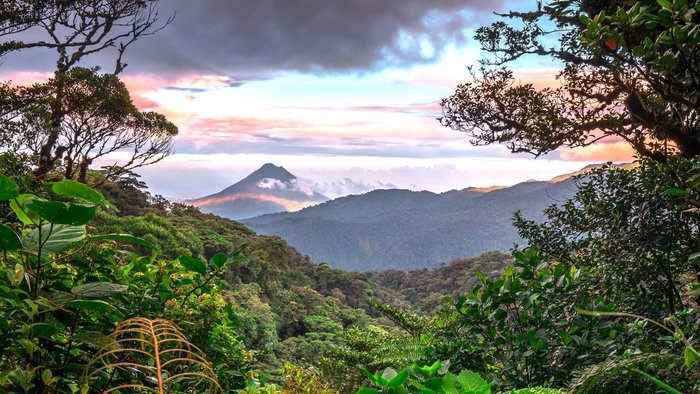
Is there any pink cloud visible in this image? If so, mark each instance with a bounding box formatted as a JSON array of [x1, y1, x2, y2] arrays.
[[0, 71, 53, 85], [120, 73, 238, 110], [277, 102, 442, 115], [559, 141, 635, 162]]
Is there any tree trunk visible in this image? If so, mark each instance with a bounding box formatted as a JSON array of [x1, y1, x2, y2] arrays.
[[77, 158, 92, 184], [34, 69, 66, 180]]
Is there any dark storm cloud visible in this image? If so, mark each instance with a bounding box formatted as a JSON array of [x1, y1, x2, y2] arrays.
[[121, 0, 502, 76]]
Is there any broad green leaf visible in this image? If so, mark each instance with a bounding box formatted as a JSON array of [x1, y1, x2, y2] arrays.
[[358, 389, 381, 394], [442, 372, 458, 393], [0, 223, 21, 251], [424, 377, 446, 391], [0, 173, 19, 200], [10, 194, 39, 225], [86, 233, 157, 250], [179, 255, 207, 275], [27, 200, 96, 225], [455, 370, 492, 394], [387, 369, 409, 388], [23, 224, 86, 254], [67, 299, 124, 320], [684, 345, 700, 367], [30, 323, 57, 338], [52, 179, 106, 206], [210, 253, 228, 269], [71, 282, 128, 298]]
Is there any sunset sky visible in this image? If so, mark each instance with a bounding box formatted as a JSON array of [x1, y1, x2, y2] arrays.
[[0, 0, 634, 199]]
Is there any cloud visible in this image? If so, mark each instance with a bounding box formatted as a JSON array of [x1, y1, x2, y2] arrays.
[[257, 178, 316, 197], [314, 178, 398, 197], [116, 0, 503, 76], [559, 141, 636, 162]]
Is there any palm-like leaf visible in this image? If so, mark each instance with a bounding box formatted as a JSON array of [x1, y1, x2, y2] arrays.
[[84, 317, 221, 393]]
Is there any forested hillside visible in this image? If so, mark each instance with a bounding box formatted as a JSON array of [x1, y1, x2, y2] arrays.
[[245, 177, 579, 270], [366, 251, 511, 313]]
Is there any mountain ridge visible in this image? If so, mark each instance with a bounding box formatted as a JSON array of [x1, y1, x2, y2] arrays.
[[186, 163, 328, 220], [243, 162, 633, 271]]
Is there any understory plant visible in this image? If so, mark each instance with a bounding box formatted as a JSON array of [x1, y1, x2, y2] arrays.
[[0, 173, 249, 392]]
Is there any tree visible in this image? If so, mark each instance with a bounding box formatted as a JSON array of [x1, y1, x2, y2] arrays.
[[440, 0, 700, 161], [0, 0, 173, 178], [1, 67, 177, 184], [514, 160, 700, 316]]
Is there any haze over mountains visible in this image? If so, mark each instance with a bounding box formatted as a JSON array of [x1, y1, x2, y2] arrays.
[[186, 163, 328, 220]]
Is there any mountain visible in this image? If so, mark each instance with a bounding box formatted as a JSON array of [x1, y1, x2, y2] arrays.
[[243, 164, 623, 271], [186, 163, 328, 220]]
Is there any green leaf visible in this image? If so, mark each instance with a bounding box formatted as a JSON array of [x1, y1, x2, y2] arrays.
[[387, 369, 409, 388], [358, 389, 382, 394], [10, 194, 39, 225], [454, 370, 492, 394], [71, 282, 128, 298], [664, 187, 689, 196], [85, 234, 157, 250], [209, 253, 228, 269], [27, 200, 96, 225], [429, 361, 444, 375], [684, 346, 700, 367], [30, 323, 57, 338], [67, 299, 124, 320], [657, 0, 673, 10], [0, 223, 22, 251], [179, 255, 207, 275], [359, 366, 376, 382], [632, 368, 682, 394], [52, 179, 105, 206], [0, 173, 19, 200], [424, 377, 445, 392], [41, 369, 52, 386], [389, 386, 410, 394], [23, 224, 86, 254]]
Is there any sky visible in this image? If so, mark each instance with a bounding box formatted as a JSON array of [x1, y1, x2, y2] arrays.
[[0, 0, 635, 199]]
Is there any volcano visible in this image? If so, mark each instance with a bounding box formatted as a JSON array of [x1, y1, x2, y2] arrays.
[[186, 163, 328, 220]]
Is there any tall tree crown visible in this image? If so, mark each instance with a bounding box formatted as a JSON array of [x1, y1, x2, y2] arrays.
[[440, 0, 700, 161]]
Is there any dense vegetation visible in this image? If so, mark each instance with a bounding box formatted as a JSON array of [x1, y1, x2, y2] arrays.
[[0, 0, 699, 393]]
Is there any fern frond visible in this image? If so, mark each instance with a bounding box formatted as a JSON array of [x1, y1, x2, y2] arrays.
[[83, 317, 222, 393], [567, 353, 679, 394]]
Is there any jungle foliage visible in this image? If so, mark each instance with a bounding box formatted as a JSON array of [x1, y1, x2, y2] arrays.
[[0, 0, 699, 393]]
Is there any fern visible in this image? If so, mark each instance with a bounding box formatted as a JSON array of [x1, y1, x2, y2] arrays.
[[83, 317, 222, 393], [567, 353, 680, 393]]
